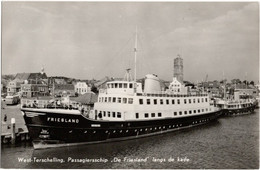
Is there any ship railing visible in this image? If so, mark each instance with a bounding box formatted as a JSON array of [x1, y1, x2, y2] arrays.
[[136, 92, 208, 98], [21, 99, 81, 110]]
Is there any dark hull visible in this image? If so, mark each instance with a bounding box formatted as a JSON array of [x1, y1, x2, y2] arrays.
[[21, 108, 223, 149], [222, 103, 257, 116]]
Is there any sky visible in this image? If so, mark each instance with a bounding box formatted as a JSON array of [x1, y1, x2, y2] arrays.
[[2, 2, 259, 83]]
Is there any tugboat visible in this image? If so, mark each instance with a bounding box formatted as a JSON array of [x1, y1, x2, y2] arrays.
[[20, 32, 223, 149]]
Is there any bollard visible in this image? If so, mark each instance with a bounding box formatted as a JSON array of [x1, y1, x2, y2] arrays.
[[11, 118, 16, 144]]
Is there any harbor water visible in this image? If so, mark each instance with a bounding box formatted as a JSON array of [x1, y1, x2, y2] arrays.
[[1, 109, 259, 169]]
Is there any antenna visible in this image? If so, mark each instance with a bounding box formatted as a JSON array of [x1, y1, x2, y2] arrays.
[[134, 26, 138, 82]]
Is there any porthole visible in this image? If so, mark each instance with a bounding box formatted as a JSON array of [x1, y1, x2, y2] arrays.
[[145, 128, 148, 131], [69, 130, 72, 133], [93, 131, 96, 133], [126, 130, 129, 133], [105, 131, 108, 133], [113, 130, 116, 133], [155, 127, 157, 130], [159, 127, 161, 129], [150, 128, 152, 130], [84, 131, 87, 133], [135, 129, 137, 132], [140, 129, 142, 132], [120, 130, 122, 133]]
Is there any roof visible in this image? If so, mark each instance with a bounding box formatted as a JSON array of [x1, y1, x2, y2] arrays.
[[71, 92, 98, 105], [14, 73, 30, 82], [235, 84, 255, 90]]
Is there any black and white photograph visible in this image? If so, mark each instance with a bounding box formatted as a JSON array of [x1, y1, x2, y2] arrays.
[[1, 1, 259, 169]]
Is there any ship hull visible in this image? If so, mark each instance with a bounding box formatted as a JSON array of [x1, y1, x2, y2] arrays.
[[22, 108, 222, 149], [222, 103, 257, 116]]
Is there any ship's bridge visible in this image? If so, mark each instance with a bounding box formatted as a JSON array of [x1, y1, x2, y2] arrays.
[[99, 81, 142, 95]]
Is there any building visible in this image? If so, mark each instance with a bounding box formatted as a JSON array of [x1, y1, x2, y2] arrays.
[[53, 84, 75, 97], [75, 82, 91, 95], [168, 77, 188, 94], [6, 71, 48, 96], [173, 54, 183, 83], [234, 84, 258, 100], [21, 82, 49, 98]]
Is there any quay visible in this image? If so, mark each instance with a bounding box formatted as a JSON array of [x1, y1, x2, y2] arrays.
[[1, 103, 30, 144]]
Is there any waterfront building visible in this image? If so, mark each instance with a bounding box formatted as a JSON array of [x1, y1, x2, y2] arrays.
[[234, 84, 258, 100], [53, 84, 75, 97], [75, 82, 91, 95], [21, 81, 49, 98], [173, 55, 183, 83], [7, 71, 47, 96], [168, 77, 188, 94]]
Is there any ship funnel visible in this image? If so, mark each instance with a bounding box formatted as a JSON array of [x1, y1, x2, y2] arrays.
[[144, 74, 161, 93]]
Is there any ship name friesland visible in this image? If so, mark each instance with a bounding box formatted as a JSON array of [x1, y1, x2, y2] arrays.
[[47, 117, 79, 123]]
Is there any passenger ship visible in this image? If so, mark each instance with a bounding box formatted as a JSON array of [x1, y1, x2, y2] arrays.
[[216, 98, 257, 116], [21, 32, 222, 149]]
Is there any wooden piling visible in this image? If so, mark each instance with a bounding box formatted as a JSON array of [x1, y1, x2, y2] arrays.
[[11, 118, 16, 144]]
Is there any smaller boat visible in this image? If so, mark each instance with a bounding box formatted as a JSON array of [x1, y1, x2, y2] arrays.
[[216, 98, 257, 116]]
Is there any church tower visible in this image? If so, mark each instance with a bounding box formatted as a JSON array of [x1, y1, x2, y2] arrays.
[[173, 54, 183, 83]]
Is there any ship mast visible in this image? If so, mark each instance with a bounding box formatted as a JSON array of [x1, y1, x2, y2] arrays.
[[134, 27, 138, 83]]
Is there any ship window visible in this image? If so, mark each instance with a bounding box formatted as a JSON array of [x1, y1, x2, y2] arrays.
[[103, 111, 106, 117], [139, 99, 143, 105], [174, 112, 177, 116], [160, 99, 163, 104], [115, 83, 118, 88], [194, 110, 196, 113], [179, 111, 182, 115], [108, 111, 111, 117], [184, 99, 187, 104], [117, 112, 121, 118], [107, 84, 111, 88], [129, 83, 133, 88], [113, 112, 116, 117], [172, 99, 175, 104], [128, 98, 133, 104], [99, 97, 102, 102], [189, 110, 192, 114], [105, 97, 107, 102], [177, 99, 180, 104], [154, 99, 157, 105], [118, 97, 121, 103], [151, 113, 155, 117], [205, 98, 208, 102], [198, 98, 200, 103], [193, 99, 196, 103], [166, 99, 169, 104], [136, 113, 139, 119], [202, 109, 204, 112], [189, 99, 191, 103], [111, 84, 114, 88], [119, 83, 122, 88], [108, 97, 111, 102], [198, 109, 200, 113], [147, 99, 151, 105], [145, 113, 149, 118], [202, 98, 204, 102], [158, 113, 162, 117], [124, 83, 127, 88], [123, 98, 127, 104], [112, 97, 116, 102], [184, 111, 187, 115], [206, 108, 208, 111]]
